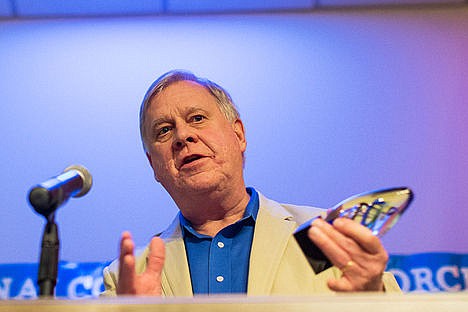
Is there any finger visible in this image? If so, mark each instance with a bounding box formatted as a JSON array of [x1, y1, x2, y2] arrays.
[[309, 219, 387, 291], [318, 218, 388, 271], [145, 237, 165, 275], [328, 277, 354, 292], [314, 218, 381, 259], [117, 231, 136, 294], [308, 219, 353, 269], [333, 218, 384, 255], [119, 231, 135, 265], [328, 271, 385, 292]]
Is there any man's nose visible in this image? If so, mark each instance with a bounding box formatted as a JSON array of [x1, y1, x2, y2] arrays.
[[172, 125, 197, 149]]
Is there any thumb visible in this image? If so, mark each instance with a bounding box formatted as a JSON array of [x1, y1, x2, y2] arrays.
[[145, 236, 165, 275]]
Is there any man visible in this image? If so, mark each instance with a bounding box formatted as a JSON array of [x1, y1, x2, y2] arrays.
[[102, 70, 400, 296]]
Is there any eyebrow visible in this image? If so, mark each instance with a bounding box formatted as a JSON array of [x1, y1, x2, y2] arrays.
[[151, 117, 170, 128], [185, 106, 210, 116], [151, 107, 209, 124], [149, 118, 169, 135]]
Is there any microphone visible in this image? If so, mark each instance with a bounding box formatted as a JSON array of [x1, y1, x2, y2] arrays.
[[28, 165, 93, 217]]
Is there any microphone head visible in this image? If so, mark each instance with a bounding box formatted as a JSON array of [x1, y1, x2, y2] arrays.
[[64, 164, 93, 197]]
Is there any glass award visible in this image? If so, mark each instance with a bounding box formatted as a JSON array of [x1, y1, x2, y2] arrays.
[[294, 187, 413, 270]]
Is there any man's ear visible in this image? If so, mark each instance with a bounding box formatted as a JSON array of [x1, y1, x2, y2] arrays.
[[146, 152, 160, 182], [233, 119, 247, 153]]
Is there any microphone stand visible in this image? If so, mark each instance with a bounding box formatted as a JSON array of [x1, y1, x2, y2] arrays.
[[37, 213, 59, 298]]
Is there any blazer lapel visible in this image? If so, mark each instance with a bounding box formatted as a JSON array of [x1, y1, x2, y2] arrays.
[[159, 214, 193, 297], [247, 193, 296, 295]]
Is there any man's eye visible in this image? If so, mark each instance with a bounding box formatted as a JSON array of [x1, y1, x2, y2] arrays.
[[158, 126, 171, 135], [192, 115, 205, 122]]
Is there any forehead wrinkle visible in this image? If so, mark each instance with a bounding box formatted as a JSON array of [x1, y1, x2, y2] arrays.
[[157, 80, 220, 110], [185, 106, 211, 116]]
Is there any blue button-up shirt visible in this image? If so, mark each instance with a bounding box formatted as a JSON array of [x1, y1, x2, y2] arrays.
[[179, 187, 259, 295]]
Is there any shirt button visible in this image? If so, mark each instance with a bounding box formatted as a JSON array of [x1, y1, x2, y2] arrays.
[[216, 276, 224, 282], [217, 242, 225, 248]]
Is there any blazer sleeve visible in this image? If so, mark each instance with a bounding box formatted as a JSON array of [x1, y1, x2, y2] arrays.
[[101, 261, 118, 297]]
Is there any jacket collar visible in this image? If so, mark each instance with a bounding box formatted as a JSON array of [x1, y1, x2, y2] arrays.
[[159, 213, 193, 296], [247, 192, 296, 295]]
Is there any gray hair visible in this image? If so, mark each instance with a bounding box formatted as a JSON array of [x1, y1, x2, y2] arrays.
[[139, 70, 240, 152]]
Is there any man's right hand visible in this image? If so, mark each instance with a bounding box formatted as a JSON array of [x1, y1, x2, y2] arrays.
[[116, 231, 165, 295]]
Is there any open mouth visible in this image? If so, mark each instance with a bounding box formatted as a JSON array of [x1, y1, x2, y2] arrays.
[[182, 154, 204, 166]]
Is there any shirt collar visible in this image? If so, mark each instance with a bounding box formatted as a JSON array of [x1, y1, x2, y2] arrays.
[[244, 187, 259, 221], [179, 187, 259, 238]]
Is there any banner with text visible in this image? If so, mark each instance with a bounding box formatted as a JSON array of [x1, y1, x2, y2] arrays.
[[386, 253, 468, 292], [1, 253, 467, 299]]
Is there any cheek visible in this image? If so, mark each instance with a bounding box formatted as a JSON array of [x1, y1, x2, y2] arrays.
[[148, 149, 173, 172], [153, 160, 177, 184], [214, 132, 244, 160]]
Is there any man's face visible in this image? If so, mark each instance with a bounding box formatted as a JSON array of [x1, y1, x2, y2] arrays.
[[143, 80, 246, 198]]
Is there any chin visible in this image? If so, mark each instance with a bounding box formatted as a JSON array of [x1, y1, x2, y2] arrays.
[[183, 181, 219, 193], [178, 174, 228, 193]]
